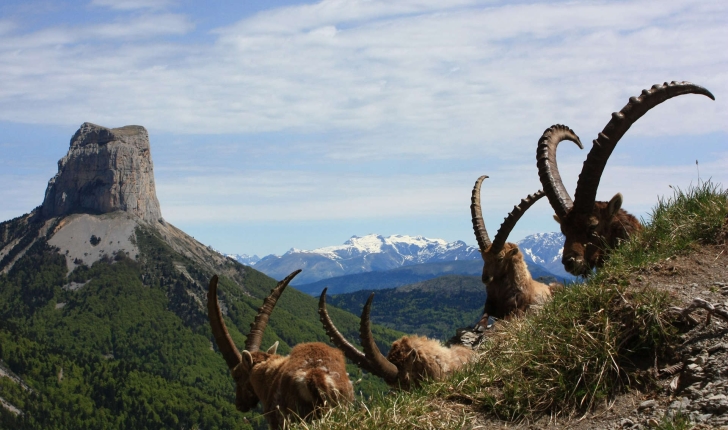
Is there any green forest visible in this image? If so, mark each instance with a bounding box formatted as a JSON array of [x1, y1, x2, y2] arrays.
[[327, 274, 486, 340]]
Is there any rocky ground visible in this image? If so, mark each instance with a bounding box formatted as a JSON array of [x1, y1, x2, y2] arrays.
[[451, 242, 728, 429]]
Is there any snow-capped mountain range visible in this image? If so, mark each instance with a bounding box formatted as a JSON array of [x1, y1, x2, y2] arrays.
[[515, 232, 572, 280], [225, 232, 572, 285], [224, 253, 261, 266]]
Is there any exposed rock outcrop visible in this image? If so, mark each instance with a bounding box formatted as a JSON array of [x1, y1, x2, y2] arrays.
[[41, 122, 162, 224]]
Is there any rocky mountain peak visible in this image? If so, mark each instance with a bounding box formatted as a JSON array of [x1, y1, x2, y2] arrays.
[[41, 122, 163, 224]]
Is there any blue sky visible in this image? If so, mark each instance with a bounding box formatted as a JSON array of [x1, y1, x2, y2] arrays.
[[1, 0, 726, 257]]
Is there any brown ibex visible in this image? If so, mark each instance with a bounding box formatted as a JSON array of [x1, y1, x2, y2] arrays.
[[318, 291, 474, 390], [471, 175, 557, 322], [537, 81, 715, 276], [208, 270, 354, 429]]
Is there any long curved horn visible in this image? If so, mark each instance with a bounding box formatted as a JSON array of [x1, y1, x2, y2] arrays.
[[572, 81, 715, 216], [318, 288, 376, 374], [359, 293, 399, 384], [471, 175, 492, 254], [536, 124, 583, 220], [208, 275, 243, 369], [245, 269, 302, 352], [491, 190, 546, 254]]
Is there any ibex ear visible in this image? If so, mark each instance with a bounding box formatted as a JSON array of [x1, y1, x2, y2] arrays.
[[607, 193, 623, 217], [242, 350, 254, 368], [553, 214, 561, 225], [267, 341, 279, 355]]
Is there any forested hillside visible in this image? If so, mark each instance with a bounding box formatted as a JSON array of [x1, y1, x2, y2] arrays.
[[328, 274, 486, 340], [0, 223, 403, 429]]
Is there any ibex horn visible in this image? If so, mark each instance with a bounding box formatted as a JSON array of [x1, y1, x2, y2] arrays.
[[318, 288, 376, 374], [208, 275, 243, 369], [360, 293, 399, 384], [245, 269, 302, 352], [536, 124, 583, 220], [571, 81, 714, 216], [471, 175, 492, 255], [491, 190, 546, 254]]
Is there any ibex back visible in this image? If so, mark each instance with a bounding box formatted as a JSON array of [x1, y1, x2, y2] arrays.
[[319, 291, 473, 390]]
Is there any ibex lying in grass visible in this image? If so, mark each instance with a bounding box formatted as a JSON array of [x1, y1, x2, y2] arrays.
[[537, 81, 715, 276], [471, 175, 557, 322], [318, 290, 473, 390], [208, 270, 354, 429]]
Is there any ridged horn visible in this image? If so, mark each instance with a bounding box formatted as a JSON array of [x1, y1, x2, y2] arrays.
[[245, 269, 302, 352], [471, 175, 492, 254], [536, 124, 583, 220], [318, 288, 376, 374], [208, 275, 243, 370], [572, 81, 715, 216], [360, 293, 399, 384], [491, 190, 546, 254]]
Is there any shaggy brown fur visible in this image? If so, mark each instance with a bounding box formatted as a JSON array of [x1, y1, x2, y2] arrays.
[[318, 291, 474, 390], [555, 194, 643, 276], [208, 273, 353, 430], [386, 335, 474, 390], [237, 342, 354, 429], [481, 242, 555, 320]]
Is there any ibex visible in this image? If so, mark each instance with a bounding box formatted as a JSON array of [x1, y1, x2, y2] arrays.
[[318, 290, 474, 390], [208, 270, 354, 429], [537, 81, 715, 276], [471, 175, 556, 322]]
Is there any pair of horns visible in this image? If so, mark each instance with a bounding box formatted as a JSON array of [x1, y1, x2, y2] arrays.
[[538, 81, 715, 219], [208, 269, 302, 371], [319, 289, 399, 384], [471, 175, 545, 256]]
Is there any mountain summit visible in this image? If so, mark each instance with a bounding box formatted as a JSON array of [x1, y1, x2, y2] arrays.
[[41, 122, 162, 224]]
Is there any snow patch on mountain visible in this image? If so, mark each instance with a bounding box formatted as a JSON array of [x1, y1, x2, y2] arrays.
[[208, 246, 261, 266], [517, 232, 573, 279]]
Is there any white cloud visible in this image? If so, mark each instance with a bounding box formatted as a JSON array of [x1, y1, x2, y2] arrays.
[[90, 0, 173, 11], [0, 0, 723, 157]]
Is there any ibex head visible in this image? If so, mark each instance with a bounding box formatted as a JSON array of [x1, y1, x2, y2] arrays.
[[318, 291, 473, 390], [471, 175, 552, 319], [207, 269, 301, 412], [537, 82, 715, 276], [470, 175, 544, 284]]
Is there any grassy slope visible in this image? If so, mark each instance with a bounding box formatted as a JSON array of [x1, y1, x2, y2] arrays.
[[0, 223, 403, 429], [294, 182, 728, 429]]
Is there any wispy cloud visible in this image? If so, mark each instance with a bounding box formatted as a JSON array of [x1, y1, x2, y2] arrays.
[[90, 0, 173, 11], [0, 0, 723, 160]]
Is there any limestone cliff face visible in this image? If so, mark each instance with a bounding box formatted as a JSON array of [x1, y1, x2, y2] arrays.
[[41, 123, 163, 224]]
